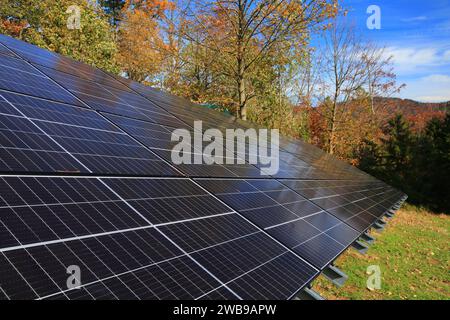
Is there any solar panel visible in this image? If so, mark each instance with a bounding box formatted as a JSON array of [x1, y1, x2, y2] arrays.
[[283, 179, 401, 232], [0, 91, 180, 176], [195, 179, 363, 269], [108, 81, 369, 181], [0, 43, 16, 57], [36, 66, 188, 128], [0, 55, 83, 107], [0, 175, 318, 299], [102, 113, 267, 178], [0, 34, 132, 92], [0, 92, 87, 174], [0, 34, 406, 300]]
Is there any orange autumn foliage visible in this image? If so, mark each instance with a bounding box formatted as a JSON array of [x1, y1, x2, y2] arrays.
[[117, 0, 175, 82], [0, 19, 27, 37]]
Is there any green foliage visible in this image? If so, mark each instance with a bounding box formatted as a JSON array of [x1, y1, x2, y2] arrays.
[[358, 113, 450, 213], [1, 0, 119, 74], [382, 115, 415, 173], [414, 114, 450, 212], [356, 139, 383, 175]]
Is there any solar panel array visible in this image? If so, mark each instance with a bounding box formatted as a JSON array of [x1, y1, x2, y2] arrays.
[[0, 34, 406, 300]]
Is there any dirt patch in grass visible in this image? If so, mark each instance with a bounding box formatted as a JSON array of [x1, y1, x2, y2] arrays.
[[313, 204, 450, 300]]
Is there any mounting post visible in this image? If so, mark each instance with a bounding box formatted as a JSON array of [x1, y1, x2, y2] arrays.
[[295, 286, 325, 300], [351, 240, 369, 254], [373, 220, 385, 232], [322, 265, 348, 287], [359, 232, 375, 245], [385, 210, 395, 219]]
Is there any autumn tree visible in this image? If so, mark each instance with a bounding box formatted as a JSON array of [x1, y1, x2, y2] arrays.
[[315, 18, 403, 156], [174, 0, 338, 120], [1, 0, 119, 73], [361, 43, 404, 115], [117, 0, 175, 82], [99, 0, 126, 26]]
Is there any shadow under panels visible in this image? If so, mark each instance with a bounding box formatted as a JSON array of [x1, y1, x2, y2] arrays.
[[283, 180, 403, 232], [195, 179, 361, 269], [0, 90, 179, 176], [0, 176, 317, 300]]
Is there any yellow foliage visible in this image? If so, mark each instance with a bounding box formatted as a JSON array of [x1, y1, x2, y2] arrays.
[[117, 1, 175, 82]]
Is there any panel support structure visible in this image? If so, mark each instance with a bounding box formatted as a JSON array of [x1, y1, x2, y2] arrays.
[[295, 286, 325, 300], [373, 221, 385, 232], [322, 265, 348, 288], [385, 210, 396, 219], [360, 232, 375, 245], [352, 240, 369, 255]]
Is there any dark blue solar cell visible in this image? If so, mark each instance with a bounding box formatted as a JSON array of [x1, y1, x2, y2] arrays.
[[158, 214, 258, 252], [227, 252, 317, 300], [267, 219, 321, 248], [293, 233, 344, 269], [191, 232, 287, 283], [239, 205, 299, 229]]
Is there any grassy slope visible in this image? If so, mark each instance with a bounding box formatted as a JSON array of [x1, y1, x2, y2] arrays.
[[313, 205, 450, 300]]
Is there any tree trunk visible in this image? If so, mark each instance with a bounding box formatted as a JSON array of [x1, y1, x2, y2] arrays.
[[236, 0, 247, 121], [328, 100, 338, 155], [237, 64, 247, 120]]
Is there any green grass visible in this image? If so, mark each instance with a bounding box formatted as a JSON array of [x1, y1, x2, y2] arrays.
[[313, 204, 450, 300]]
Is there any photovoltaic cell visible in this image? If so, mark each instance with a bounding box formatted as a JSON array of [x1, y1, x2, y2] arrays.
[[49, 256, 225, 300], [0, 227, 184, 299], [102, 178, 232, 224], [190, 232, 316, 287], [104, 113, 265, 178], [0, 91, 180, 176], [0, 34, 132, 92], [0, 43, 15, 57], [283, 180, 401, 232], [0, 55, 83, 106], [36, 65, 187, 128], [195, 178, 364, 269], [199, 286, 239, 300], [0, 176, 149, 248], [158, 214, 259, 252], [227, 251, 317, 300], [0, 93, 87, 174]]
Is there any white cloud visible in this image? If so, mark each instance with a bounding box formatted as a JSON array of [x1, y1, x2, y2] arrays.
[[414, 96, 450, 102], [387, 47, 437, 65], [400, 74, 450, 102], [385, 47, 450, 75], [422, 74, 450, 83], [444, 50, 450, 62], [401, 16, 427, 23]]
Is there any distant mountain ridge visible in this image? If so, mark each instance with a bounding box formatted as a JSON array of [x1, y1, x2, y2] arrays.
[[373, 97, 449, 131], [374, 97, 449, 115]]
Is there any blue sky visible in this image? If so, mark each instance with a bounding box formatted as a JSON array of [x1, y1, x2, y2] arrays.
[[338, 0, 450, 102]]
